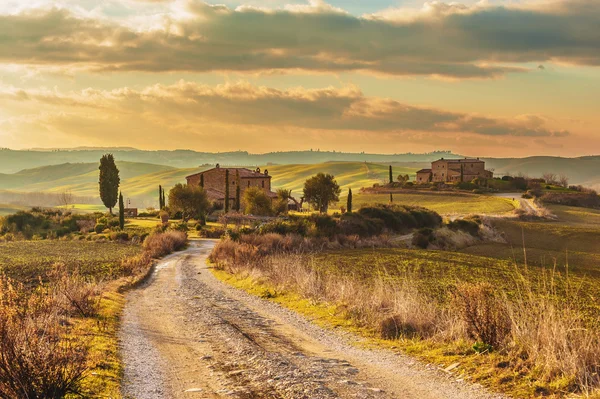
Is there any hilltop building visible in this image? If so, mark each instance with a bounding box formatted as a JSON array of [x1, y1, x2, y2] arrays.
[[416, 158, 493, 184], [186, 164, 277, 204]]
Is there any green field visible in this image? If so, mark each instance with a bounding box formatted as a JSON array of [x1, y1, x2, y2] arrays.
[[265, 162, 418, 195], [547, 204, 600, 227], [0, 240, 142, 284], [0, 161, 420, 207], [348, 192, 517, 215], [0, 203, 25, 216]]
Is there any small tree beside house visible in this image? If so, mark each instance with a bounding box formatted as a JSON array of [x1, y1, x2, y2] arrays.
[[168, 183, 210, 222], [242, 187, 273, 216], [303, 173, 341, 213]]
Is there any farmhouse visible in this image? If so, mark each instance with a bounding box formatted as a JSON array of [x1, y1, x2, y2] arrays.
[[416, 158, 493, 184], [186, 164, 278, 204]]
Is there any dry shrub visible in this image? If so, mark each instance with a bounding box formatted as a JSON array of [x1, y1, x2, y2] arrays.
[[506, 272, 600, 392], [0, 276, 89, 398], [48, 264, 103, 318], [454, 282, 511, 349], [120, 252, 152, 276], [143, 231, 187, 258]]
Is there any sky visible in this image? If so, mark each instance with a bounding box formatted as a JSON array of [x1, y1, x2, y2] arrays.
[[0, 0, 599, 157]]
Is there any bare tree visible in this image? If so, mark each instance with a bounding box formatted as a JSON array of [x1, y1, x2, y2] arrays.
[[59, 191, 74, 209], [542, 173, 557, 185], [558, 174, 569, 188]]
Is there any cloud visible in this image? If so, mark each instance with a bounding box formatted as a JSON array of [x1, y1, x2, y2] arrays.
[[0, 0, 599, 78], [0, 80, 568, 140]]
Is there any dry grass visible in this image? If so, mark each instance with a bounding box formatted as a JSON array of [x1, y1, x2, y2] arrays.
[[212, 240, 600, 396], [0, 276, 90, 398], [143, 230, 187, 259]]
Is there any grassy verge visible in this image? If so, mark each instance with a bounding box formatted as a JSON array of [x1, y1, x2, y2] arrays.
[[0, 231, 187, 398], [210, 242, 600, 398]]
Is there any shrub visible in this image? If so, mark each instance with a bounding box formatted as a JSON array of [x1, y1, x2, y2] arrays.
[[0, 277, 90, 398], [447, 216, 481, 236], [338, 213, 384, 237], [143, 231, 187, 258], [48, 264, 103, 318], [308, 214, 338, 237], [109, 231, 129, 241], [457, 181, 478, 191], [94, 223, 106, 234], [412, 228, 434, 249], [454, 282, 511, 349]]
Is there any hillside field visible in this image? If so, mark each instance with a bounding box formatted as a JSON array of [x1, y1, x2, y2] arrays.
[[347, 191, 518, 215]]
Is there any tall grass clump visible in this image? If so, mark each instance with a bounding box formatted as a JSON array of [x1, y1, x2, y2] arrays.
[[143, 230, 187, 259], [0, 276, 90, 398]]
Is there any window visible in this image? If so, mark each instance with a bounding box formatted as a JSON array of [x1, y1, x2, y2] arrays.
[[262, 180, 265, 188]]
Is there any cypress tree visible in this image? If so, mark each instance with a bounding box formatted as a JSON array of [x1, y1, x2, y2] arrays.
[[162, 187, 166, 209], [224, 169, 230, 213], [159, 185, 163, 209], [200, 174, 204, 188], [347, 188, 353, 213], [389, 165, 393, 184], [99, 154, 120, 215], [390, 192, 393, 203], [235, 184, 241, 212], [118, 191, 125, 230]]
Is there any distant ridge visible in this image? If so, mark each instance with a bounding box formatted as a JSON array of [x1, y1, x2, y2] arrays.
[[0, 148, 461, 174]]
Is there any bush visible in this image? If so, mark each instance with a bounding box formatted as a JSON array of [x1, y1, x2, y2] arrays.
[[457, 181, 478, 190], [454, 282, 511, 349], [338, 213, 384, 237], [0, 277, 90, 398], [412, 228, 434, 249], [308, 214, 338, 237], [447, 216, 481, 236], [143, 231, 187, 258], [358, 205, 441, 233], [541, 191, 600, 209], [94, 223, 106, 234]]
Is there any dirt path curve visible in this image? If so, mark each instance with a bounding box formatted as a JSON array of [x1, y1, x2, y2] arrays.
[[121, 240, 504, 399]]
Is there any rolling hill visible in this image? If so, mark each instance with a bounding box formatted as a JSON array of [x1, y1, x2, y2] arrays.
[[0, 156, 598, 210]]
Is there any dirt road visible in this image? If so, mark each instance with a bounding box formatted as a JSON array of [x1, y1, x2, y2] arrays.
[[121, 240, 503, 399]]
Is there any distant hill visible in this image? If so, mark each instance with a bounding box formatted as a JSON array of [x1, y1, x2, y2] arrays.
[[483, 156, 600, 190], [0, 148, 459, 174], [0, 155, 597, 210]]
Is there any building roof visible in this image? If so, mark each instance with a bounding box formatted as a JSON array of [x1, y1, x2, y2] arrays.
[[433, 158, 483, 163], [416, 169, 432, 173], [186, 167, 271, 180]]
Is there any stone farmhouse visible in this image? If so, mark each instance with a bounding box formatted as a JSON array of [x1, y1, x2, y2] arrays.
[[186, 164, 278, 205], [416, 158, 493, 184]]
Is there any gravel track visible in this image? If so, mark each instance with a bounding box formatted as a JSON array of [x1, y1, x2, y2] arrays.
[[120, 240, 505, 399]]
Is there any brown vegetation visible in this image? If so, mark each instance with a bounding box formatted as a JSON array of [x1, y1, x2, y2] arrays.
[[211, 240, 600, 396]]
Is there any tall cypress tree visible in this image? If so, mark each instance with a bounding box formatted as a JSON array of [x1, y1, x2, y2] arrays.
[[118, 191, 125, 230], [162, 187, 166, 209], [224, 169, 230, 213], [390, 192, 393, 203], [159, 185, 163, 209], [99, 154, 120, 215], [235, 185, 241, 212], [389, 165, 393, 184], [200, 174, 204, 188], [347, 188, 353, 213]]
